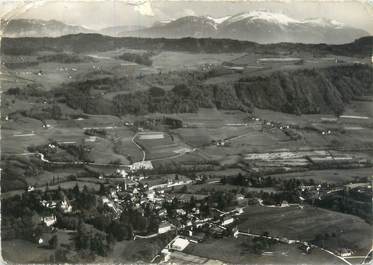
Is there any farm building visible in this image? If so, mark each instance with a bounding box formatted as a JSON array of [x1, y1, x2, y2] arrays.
[[41, 215, 57, 227], [222, 216, 234, 226], [129, 161, 153, 171], [171, 237, 190, 251], [158, 222, 172, 234]]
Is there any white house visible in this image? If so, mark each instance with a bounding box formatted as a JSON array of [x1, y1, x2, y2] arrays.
[[61, 200, 72, 213], [159, 209, 167, 217], [158, 222, 172, 234], [116, 169, 128, 178], [222, 216, 234, 226], [146, 190, 155, 201], [171, 237, 190, 251], [41, 215, 57, 227], [338, 248, 353, 257], [129, 161, 153, 171], [234, 207, 244, 215], [40, 200, 57, 209], [176, 209, 186, 216]]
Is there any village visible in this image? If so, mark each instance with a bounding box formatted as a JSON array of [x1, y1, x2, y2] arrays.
[[3, 158, 370, 264]]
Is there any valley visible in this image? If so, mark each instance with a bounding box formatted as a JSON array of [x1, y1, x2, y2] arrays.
[[1, 34, 372, 264]]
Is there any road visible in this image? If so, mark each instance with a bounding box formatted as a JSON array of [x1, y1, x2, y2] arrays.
[[8, 152, 131, 168], [131, 133, 146, 162]]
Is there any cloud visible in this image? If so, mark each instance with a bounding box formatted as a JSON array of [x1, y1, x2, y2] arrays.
[[182, 8, 197, 16], [133, 1, 154, 17]]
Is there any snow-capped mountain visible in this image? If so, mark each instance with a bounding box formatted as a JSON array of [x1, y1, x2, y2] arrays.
[[128, 11, 369, 44], [1, 19, 95, 37]]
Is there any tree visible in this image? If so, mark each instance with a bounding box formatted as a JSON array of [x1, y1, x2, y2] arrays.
[[48, 234, 58, 249]]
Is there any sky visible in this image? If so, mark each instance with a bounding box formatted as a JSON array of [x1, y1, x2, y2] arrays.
[[1, 0, 373, 33]]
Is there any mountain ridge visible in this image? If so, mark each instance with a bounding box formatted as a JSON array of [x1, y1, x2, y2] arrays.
[[2, 11, 370, 44], [126, 11, 369, 44]]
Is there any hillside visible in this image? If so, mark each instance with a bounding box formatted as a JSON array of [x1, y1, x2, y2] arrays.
[[234, 64, 373, 115], [1, 19, 94, 37], [1, 34, 372, 58], [47, 64, 372, 116]]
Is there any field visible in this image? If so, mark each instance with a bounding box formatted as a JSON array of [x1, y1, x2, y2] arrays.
[[151, 51, 244, 71], [134, 131, 192, 161], [238, 205, 372, 254], [176, 183, 277, 194], [184, 236, 345, 264], [270, 167, 373, 184], [2, 239, 54, 264]]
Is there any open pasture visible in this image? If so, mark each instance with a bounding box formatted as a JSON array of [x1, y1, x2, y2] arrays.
[[269, 167, 373, 184], [135, 132, 191, 160], [151, 51, 244, 71], [184, 236, 345, 265], [239, 205, 372, 254], [2, 239, 54, 264]]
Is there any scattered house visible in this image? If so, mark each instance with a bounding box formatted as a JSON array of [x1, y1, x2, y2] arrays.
[[102, 196, 110, 204], [129, 161, 153, 171], [221, 216, 234, 226], [232, 227, 239, 238], [158, 222, 172, 234], [146, 190, 156, 201], [281, 201, 289, 207], [159, 209, 167, 217], [176, 209, 186, 216], [191, 207, 200, 215], [171, 237, 190, 251], [280, 237, 289, 244], [236, 194, 245, 201], [85, 136, 97, 142], [60, 200, 72, 213], [338, 248, 353, 257], [38, 238, 44, 245], [234, 207, 244, 215], [216, 140, 225, 147], [27, 186, 35, 192], [41, 215, 57, 227], [116, 169, 128, 178], [176, 194, 208, 203], [40, 200, 57, 209]]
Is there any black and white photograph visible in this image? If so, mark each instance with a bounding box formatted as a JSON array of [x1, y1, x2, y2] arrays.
[[0, 0, 372, 264]]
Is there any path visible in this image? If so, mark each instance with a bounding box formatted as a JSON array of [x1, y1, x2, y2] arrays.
[[7, 152, 130, 168], [131, 133, 146, 162]]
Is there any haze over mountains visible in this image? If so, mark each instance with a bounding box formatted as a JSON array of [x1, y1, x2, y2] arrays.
[[132, 11, 369, 44], [1, 19, 93, 37], [2, 10, 370, 44]]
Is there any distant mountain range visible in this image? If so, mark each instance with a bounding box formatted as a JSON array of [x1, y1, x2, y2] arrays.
[[2, 11, 370, 44], [129, 11, 369, 44], [1, 19, 94, 37]]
